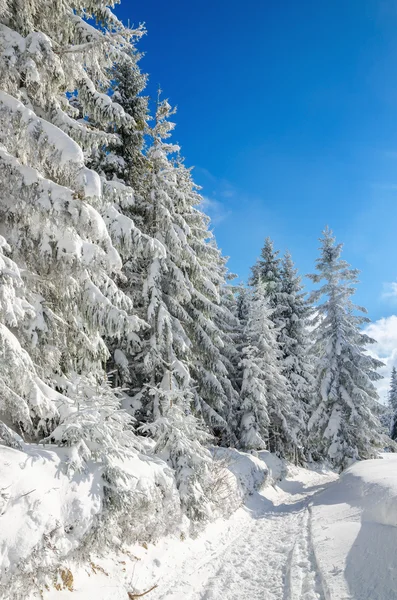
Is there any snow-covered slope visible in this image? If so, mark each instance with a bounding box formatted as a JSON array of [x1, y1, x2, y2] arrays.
[[0, 444, 282, 599], [311, 453, 397, 600], [41, 457, 334, 600], [4, 446, 397, 600], [0, 443, 181, 599]]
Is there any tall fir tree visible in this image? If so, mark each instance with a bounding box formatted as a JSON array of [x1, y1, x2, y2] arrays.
[[249, 239, 308, 459], [0, 0, 157, 472], [250, 237, 283, 323], [115, 99, 239, 443], [238, 285, 272, 450], [389, 367, 397, 440], [239, 283, 300, 458], [308, 228, 384, 469], [279, 251, 313, 456]]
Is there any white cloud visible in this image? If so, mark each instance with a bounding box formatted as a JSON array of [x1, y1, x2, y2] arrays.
[[364, 315, 397, 403], [382, 281, 397, 300]]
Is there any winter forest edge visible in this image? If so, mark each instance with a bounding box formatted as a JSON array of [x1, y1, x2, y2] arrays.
[[0, 0, 395, 596]]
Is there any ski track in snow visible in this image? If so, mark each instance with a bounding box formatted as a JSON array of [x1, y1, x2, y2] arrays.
[[150, 472, 334, 600]]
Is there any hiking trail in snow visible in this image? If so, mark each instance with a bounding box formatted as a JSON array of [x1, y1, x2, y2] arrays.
[[43, 466, 337, 600], [146, 468, 336, 600]]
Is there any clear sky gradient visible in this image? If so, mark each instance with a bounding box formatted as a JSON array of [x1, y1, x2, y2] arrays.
[[115, 0, 397, 324]]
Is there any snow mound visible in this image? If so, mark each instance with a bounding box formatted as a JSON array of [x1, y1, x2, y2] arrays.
[[0, 443, 180, 599], [311, 454, 397, 600], [211, 447, 284, 497], [0, 444, 103, 592]]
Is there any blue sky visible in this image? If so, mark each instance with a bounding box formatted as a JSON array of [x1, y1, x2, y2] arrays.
[[115, 0, 397, 325]]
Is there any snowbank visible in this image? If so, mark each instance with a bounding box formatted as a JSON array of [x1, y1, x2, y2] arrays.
[[0, 443, 180, 599], [311, 453, 397, 600], [40, 454, 325, 600], [0, 443, 286, 599], [211, 447, 285, 498], [0, 444, 103, 596]]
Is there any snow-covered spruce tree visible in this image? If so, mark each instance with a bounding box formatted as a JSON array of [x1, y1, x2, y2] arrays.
[[89, 51, 150, 195], [389, 367, 397, 440], [98, 98, 219, 518], [307, 227, 385, 469], [120, 99, 195, 421], [140, 370, 213, 522], [279, 251, 313, 456], [237, 283, 250, 327], [118, 99, 238, 444], [238, 286, 271, 450], [238, 283, 300, 457], [216, 274, 243, 424], [176, 162, 240, 444], [85, 51, 163, 394], [250, 237, 283, 324], [0, 2, 151, 467], [227, 284, 251, 403], [249, 240, 307, 458]]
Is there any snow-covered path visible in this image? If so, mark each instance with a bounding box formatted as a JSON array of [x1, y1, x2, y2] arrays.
[[42, 465, 338, 600], [148, 469, 336, 600], [28, 455, 397, 600]]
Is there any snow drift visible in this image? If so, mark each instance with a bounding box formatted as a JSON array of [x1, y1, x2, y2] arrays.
[[0, 443, 280, 599], [0, 443, 180, 599], [311, 453, 397, 600]]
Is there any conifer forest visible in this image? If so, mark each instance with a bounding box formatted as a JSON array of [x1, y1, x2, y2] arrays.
[[0, 2, 396, 599]]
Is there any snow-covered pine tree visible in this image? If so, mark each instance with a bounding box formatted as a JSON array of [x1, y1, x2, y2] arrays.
[[119, 99, 195, 422], [229, 284, 251, 404], [249, 239, 307, 458], [238, 286, 271, 450], [238, 283, 299, 458], [389, 367, 397, 440], [116, 98, 238, 444], [97, 98, 218, 517], [175, 162, 239, 444], [0, 1, 149, 465], [89, 50, 150, 196], [140, 370, 213, 522], [216, 274, 243, 417], [308, 227, 385, 469], [250, 237, 283, 326], [279, 251, 313, 457], [237, 284, 250, 327], [84, 47, 163, 394]]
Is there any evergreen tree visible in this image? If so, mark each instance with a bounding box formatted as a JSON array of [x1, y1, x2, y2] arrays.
[[239, 284, 300, 457], [89, 54, 150, 194], [0, 0, 149, 464], [213, 272, 241, 436], [389, 367, 397, 440], [118, 99, 197, 430], [238, 286, 271, 450], [186, 231, 240, 444], [237, 284, 250, 326], [140, 370, 213, 522], [117, 99, 238, 443], [250, 237, 283, 324], [249, 240, 309, 459], [279, 251, 313, 456], [308, 228, 384, 469]]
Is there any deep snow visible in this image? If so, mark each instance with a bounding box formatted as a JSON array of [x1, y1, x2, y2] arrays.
[[311, 453, 397, 600], [43, 460, 337, 600], [3, 448, 397, 599]]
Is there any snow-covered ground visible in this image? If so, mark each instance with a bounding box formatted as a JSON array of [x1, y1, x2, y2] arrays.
[[43, 458, 337, 600], [311, 453, 397, 600], [3, 448, 397, 600]]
